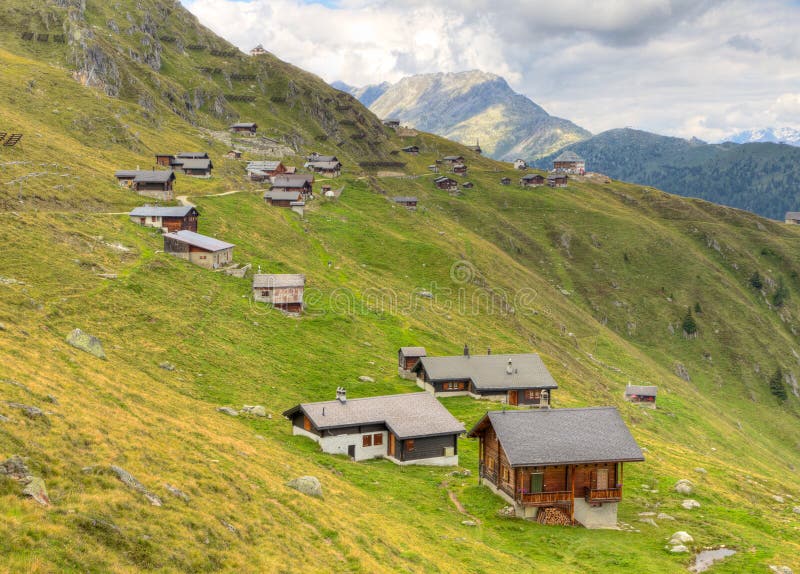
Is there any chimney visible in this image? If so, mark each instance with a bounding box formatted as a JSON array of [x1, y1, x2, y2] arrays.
[[487, 346, 491, 355], [506, 359, 513, 375], [464, 344, 470, 358], [336, 387, 347, 404]]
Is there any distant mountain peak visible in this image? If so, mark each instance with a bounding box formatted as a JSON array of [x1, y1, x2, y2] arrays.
[[336, 70, 590, 160], [724, 126, 800, 146]]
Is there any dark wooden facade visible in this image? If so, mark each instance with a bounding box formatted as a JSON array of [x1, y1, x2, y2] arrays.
[[434, 177, 458, 190], [415, 364, 549, 406]]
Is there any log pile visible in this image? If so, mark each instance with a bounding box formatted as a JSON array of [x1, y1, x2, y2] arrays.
[[537, 506, 572, 526]]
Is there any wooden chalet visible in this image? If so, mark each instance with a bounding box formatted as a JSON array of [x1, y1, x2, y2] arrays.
[[250, 44, 267, 56], [398, 347, 426, 379], [155, 154, 175, 167], [129, 205, 199, 232], [114, 170, 176, 201], [500, 177, 512, 185], [514, 159, 528, 170], [785, 212, 800, 225], [229, 122, 258, 135], [428, 164, 439, 173], [225, 150, 242, 160], [252, 273, 305, 312], [412, 348, 557, 406], [521, 173, 545, 187], [247, 160, 287, 181], [442, 155, 464, 165], [283, 390, 464, 465], [462, 182, 474, 189], [452, 163, 468, 176], [271, 174, 314, 197], [547, 173, 568, 188], [153, 153, 213, 177], [263, 190, 303, 207], [401, 145, 420, 155], [392, 196, 418, 210], [552, 151, 585, 175], [434, 176, 458, 190], [383, 119, 401, 129], [306, 160, 342, 177], [162, 230, 234, 269], [468, 142, 482, 155], [307, 153, 338, 163], [624, 384, 657, 407], [468, 407, 644, 528]]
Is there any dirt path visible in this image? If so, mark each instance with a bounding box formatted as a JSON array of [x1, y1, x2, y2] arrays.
[[447, 489, 481, 524], [177, 189, 244, 207]]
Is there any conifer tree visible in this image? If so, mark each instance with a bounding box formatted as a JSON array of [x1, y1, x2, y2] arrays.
[[769, 367, 788, 402], [749, 271, 763, 290], [682, 307, 698, 338]]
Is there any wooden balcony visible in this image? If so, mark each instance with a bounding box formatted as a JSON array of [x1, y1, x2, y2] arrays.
[[585, 487, 622, 502], [517, 490, 573, 506]]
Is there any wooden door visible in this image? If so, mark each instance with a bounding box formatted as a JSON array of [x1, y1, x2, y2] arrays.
[[508, 390, 518, 406], [596, 468, 609, 490], [530, 473, 544, 494], [347, 444, 355, 459], [388, 433, 395, 457]]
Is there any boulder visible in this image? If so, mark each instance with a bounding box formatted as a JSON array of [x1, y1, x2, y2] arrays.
[[674, 479, 693, 495], [497, 505, 516, 517], [682, 499, 701, 509], [110, 465, 162, 506], [357, 376, 375, 383], [6, 403, 47, 421], [241, 405, 266, 417], [694, 467, 707, 474], [164, 484, 190, 502], [461, 520, 477, 527], [286, 475, 322, 498], [217, 407, 239, 417], [66, 328, 106, 359], [0, 414, 8, 422], [674, 362, 690, 382], [669, 545, 689, 553], [159, 362, 176, 371], [0, 455, 31, 481], [772, 494, 785, 503], [669, 531, 694, 545], [793, 506, 800, 514], [657, 513, 676, 521], [769, 567, 793, 574], [22, 476, 50, 506], [639, 518, 658, 527]]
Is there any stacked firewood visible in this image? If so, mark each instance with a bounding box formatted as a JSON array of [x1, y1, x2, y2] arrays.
[[536, 506, 572, 526]]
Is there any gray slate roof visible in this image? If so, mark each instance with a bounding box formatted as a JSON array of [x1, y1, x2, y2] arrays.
[[400, 346, 427, 357], [393, 196, 418, 203], [176, 152, 209, 159], [129, 206, 196, 217], [163, 230, 234, 251], [785, 212, 800, 220], [554, 150, 584, 163], [308, 154, 338, 162], [308, 161, 341, 170], [115, 170, 175, 183], [283, 392, 465, 439], [521, 173, 544, 181], [177, 158, 213, 170], [264, 190, 302, 201], [414, 353, 558, 391], [443, 155, 464, 161], [230, 122, 257, 128], [434, 176, 457, 184], [272, 174, 313, 187], [247, 160, 283, 171], [252, 273, 305, 288], [469, 407, 644, 467], [625, 384, 657, 397]]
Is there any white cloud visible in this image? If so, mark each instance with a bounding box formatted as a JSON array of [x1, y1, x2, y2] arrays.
[[182, 0, 800, 140]]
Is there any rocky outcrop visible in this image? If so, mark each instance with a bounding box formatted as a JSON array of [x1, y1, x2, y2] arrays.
[[66, 328, 106, 359], [110, 465, 162, 506], [286, 476, 323, 498]]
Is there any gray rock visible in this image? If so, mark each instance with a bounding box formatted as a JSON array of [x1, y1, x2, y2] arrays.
[[675, 479, 694, 495], [674, 362, 690, 382], [657, 513, 675, 521], [638, 512, 656, 517], [217, 407, 239, 417], [164, 484, 190, 502], [0, 414, 8, 422], [417, 290, 433, 299], [769, 567, 793, 574], [286, 475, 322, 498], [461, 520, 477, 527], [22, 476, 50, 506], [669, 531, 694, 544], [46, 395, 59, 405], [0, 323, 5, 331], [6, 403, 47, 421], [159, 362, 176, 371], [66, 328, 106, 359], [682, 499, 701, 509], [639, 518, 658, 527], [241, 405, 266, 417], [357, 376, 375, 383], [773, 494, 785, 503], [694, 467, 707, 474], [109, 465, 162, 506], [497, 505, 516, 517], [793, 506, 800, 514], [670, 544, 689, 553], [0, 455, 31, 481]]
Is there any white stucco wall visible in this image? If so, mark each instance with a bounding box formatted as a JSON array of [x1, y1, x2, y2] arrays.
[[388, 454, 459, 467], [573, 498, 619, 529], [319, 431, 388, 462]]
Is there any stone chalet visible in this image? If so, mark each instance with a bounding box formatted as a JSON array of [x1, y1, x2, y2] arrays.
[[468, 407, 644, 528], [624, 384, 657, 407], [129, 205, 198, 232], [412, 348, 557, 406], [162, 230, 234, 269], [283, 390, 464, 466], [252, 273, 305, 313]]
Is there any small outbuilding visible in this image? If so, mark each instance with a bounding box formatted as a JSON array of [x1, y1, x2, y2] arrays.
[[434, 176, 458, 190], [442, 155, 464, 164], [514, 159, 528, 170], [785, 212, 800, 225], [452, 163, 467, 175], [252, 273, 305, 312], [521, 174, 545, 187], [129, 205, 199, 232], [271, 174, 314, 197], [547, 173, 568, 188], [401, 145, 420, 155], [115, 170, 176, 201], [264, 190, 303, 207], [163, 230, 234, 269], [306, 160, 342, 177], [398, 347, 427, 379], [247, 160, 287, 181], [392, 196, 418, 210], [225, 150, 242, 160], [624, 384, 657, 406], [283, 390, 464, 465], [229, 122, 258, 135], [500, 177, 512, 185]]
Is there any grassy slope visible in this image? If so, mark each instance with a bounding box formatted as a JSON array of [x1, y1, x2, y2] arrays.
[[1, 3, 799, 573]]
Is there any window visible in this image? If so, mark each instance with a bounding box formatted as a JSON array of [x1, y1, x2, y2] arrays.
[[486, 457, 495, 471], [362, 434, 372, 447], [406, 439, 415, 452], [373, 433, 383, 446], [501, 465, 510, 483], [443, 381, 465, 391], [526, 389, 540, 400]]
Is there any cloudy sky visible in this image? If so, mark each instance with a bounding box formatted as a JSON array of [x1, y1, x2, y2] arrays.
[[182, 0, 800, 140]]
